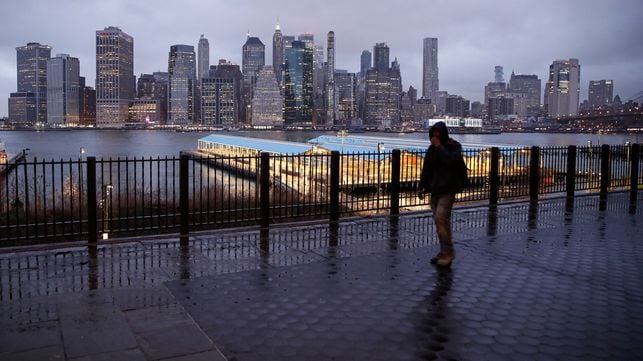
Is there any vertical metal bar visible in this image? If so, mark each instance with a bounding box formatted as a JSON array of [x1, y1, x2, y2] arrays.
[[330, 151, 340, 221], [180, 153, 189, 244], [42, 159, 47, 238], [390, 149, 401, 215], [566, 145, 577, 200], [600, 144, 611, 200], [529, 146, 540, 202], [260, 152, 270, 228], [33, 158, 38, 239], [23, 158, 29, 239], [87, 157, 97, 248], [630, 144, 640, 209], [489, 147, 500, 205]]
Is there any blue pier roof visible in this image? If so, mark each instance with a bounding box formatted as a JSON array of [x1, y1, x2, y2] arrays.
[[200, 134, 314, 155]]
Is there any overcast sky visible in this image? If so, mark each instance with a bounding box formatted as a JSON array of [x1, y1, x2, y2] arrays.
[[1, 0, 642, 117]]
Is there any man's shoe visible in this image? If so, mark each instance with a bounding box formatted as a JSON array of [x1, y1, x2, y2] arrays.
[[436, 253, 455, 267], [430, 253, 443, 264]]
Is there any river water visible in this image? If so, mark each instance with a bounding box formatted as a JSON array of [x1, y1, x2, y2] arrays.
[[0, 129, 640, 160]]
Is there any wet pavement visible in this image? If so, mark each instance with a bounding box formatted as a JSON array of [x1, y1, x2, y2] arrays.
[[1, 193, 642, 360]]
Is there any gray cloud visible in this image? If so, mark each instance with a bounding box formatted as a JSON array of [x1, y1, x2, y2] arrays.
[[1, 0, 642, 116]]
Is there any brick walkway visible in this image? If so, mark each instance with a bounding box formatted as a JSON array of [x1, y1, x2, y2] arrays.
[[1, 193, 642, 360]]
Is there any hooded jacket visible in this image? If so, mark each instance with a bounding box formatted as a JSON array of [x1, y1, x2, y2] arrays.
[[418, 121, 465, 195]]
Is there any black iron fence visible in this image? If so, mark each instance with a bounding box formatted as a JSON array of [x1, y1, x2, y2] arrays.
[[1, 144, 641, 245]]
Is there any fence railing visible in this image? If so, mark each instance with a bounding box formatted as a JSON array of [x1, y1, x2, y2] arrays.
[[1, 144, 641, 245]]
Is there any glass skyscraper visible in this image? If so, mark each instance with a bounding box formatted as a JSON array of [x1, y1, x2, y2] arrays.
[[46, 54, 80, 126], [16, 42, 51, 123], [168, 45, 197, 124], [545, 58, 580, 118], [422, 37, 439, 103], [284, 41, 313, 125]]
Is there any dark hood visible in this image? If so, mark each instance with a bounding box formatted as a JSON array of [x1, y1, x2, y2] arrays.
[[429, 121, 450, 144]]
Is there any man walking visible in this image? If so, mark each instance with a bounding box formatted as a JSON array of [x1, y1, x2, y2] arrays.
[[418, 121, 466, 267]]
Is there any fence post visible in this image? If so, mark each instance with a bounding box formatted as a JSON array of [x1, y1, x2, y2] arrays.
[[529, 146, 540, 202], [179, 153, 189, 244], [489, 147, 500, 206], [330, 151, 340, 222], [390, 149, 401, 215], [86, 156, 97, 249], [260, 152, 270, 229], [630, 144, 640, 208], [566, 145, 577, 200], [600, 144, 610, 200]]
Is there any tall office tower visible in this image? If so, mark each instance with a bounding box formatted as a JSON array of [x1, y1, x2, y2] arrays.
[[198, 35, 210, 81], [544, 58, 580, 117], [313, 45, 324, 69], [200, 61, 242, 126], [373, 43, 390, 72], [242, 35, 265, 90], [251, 66, 284, 127], [16, 42, 51, 123], [422, 37, 438, 102], [272, 23, 284, 87], [46, 54, 80, 126], [335, 71, 356, 122], [588, 80, 613, 108], [325, 31, 336, 124], [360, 50, 372, 76], [408, 86, 418, 106], [168, 45, 197, 124], [152, 72, 169, 123], [364, 43, 402, 128], [79, 77, 96, 125], [96, 27, 134, 126], [509, 72, 541, 116], [284, 40, 313, 125], [297, 34, 314, 49], [494, 66, 504, 83]]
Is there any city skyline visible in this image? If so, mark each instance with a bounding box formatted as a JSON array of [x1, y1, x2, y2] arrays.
[[0, 0, 642, 117]]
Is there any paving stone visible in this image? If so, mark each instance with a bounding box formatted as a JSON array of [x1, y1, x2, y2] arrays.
[[136, 323, 215, 360]]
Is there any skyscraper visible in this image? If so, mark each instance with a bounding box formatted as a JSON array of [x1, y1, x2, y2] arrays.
[[326, 31, 336, 124], [16, 42, 51, 123], [47, 54, 80, 126], [373, 43, 390, 72], [242, 35, 265, 90], [509, 72, 541, 117], [96, 26, 134, 126], [335, 71, 356, 122], [360, 50, 372, 76], [272, 24, 284, 87], [588, 80, 613, 108], [364, 43, 402, 128], [545, 58, 580, 117], [79, 77, 96, 125], [198, 35, 210, 81], [422, 37, 438, 102], [251, 66, 284, 127], [284, 40, 313, 125], [168, 45, 197, 124], [201, 60, 242, 126]]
